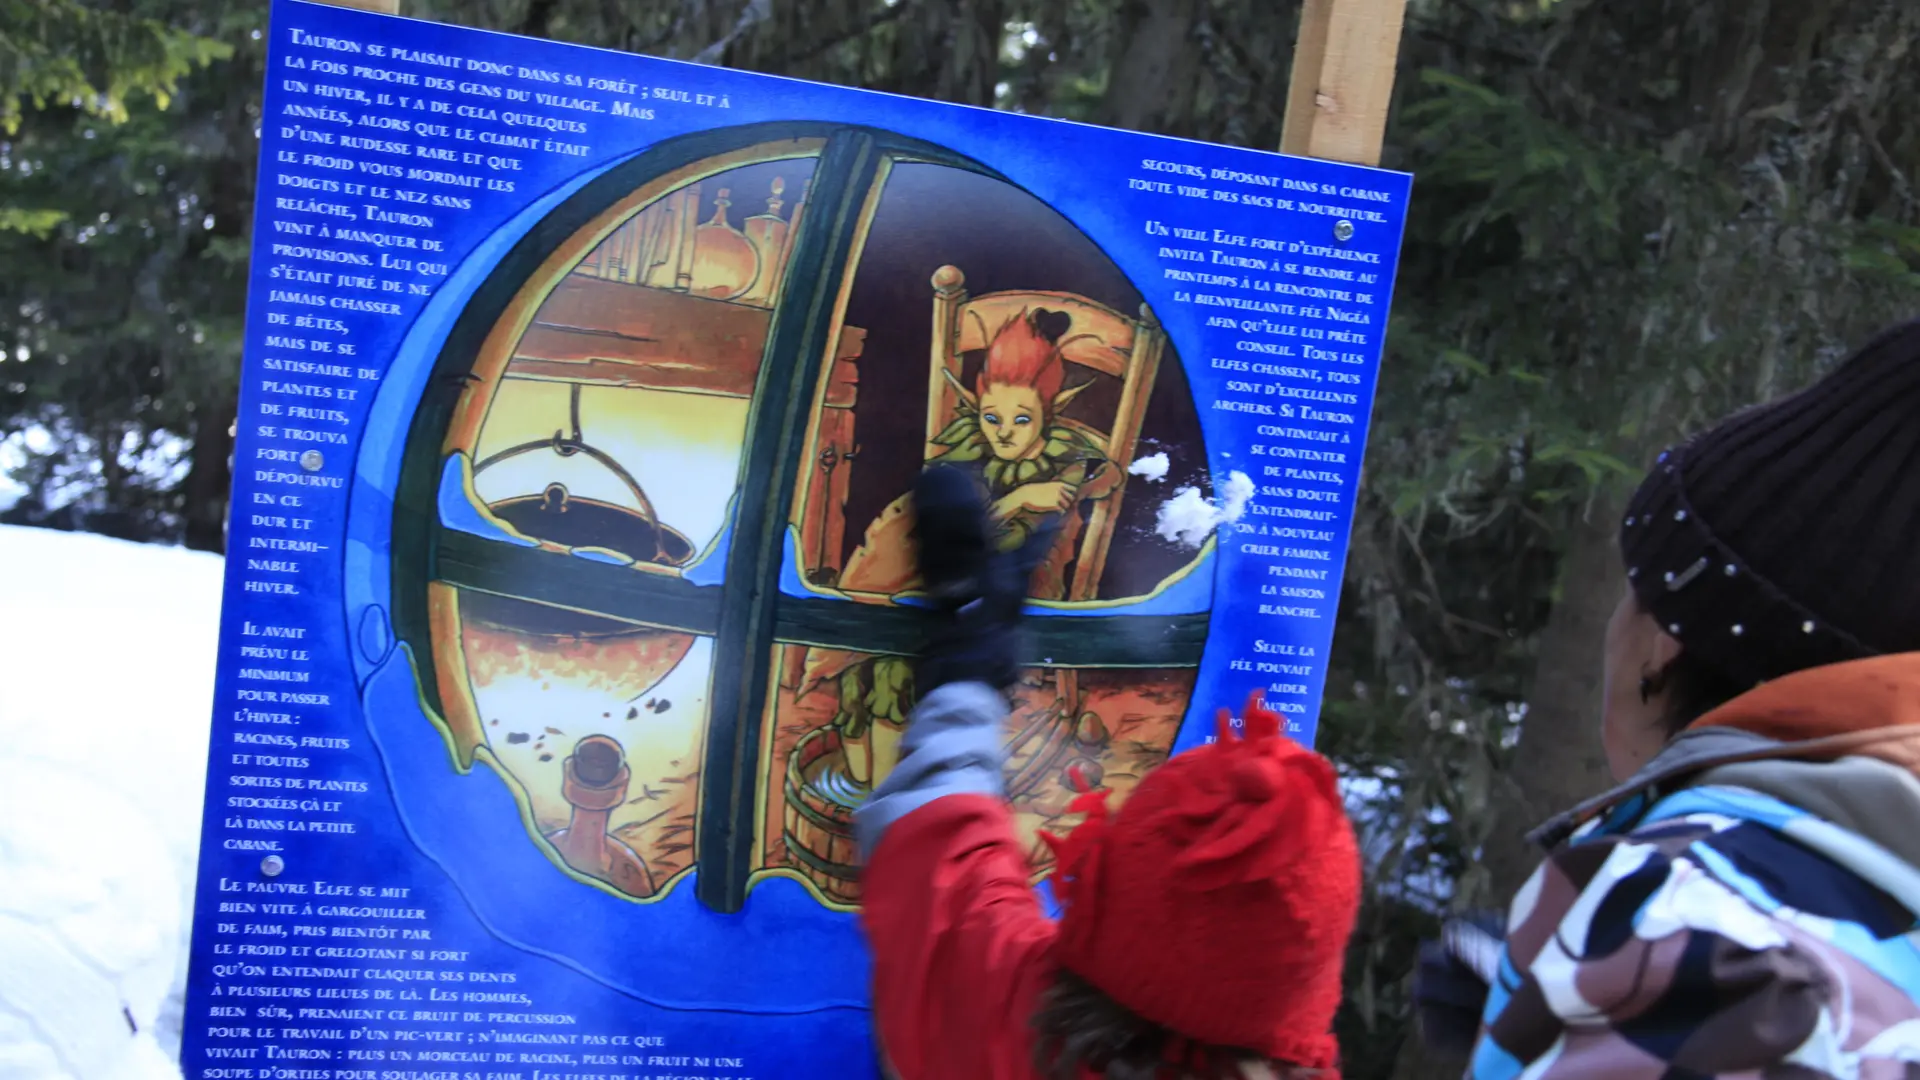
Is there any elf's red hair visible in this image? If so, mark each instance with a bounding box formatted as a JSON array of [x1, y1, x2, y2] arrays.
[[978, 308, 1068, 405]]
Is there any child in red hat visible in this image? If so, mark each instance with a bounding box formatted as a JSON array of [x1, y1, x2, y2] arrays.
[[855, 466, 1363, 1080]]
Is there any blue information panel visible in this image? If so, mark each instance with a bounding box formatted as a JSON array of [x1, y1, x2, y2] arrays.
[[187, 4, 1410, 1077]]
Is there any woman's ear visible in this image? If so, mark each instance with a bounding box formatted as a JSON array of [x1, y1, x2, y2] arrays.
[[1636, 625, 1686, 703], [1650, 623, 1684, 672]]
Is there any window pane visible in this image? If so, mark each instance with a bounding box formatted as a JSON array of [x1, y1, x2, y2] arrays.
[[452, 586, 713, 899], [428, 149, 819, 901], [762, 639, 1199, 906], [470, 155, 821, 574], [791, 160, 1209, 600]]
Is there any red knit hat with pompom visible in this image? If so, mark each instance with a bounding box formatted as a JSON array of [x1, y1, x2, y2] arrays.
[[1041, 691, 1361, 1072]]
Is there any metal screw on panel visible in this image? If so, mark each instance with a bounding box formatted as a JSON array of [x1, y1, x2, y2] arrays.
[[1333, 220, 1355, 242], [299, 450, 324, 472], [261, 855, 285, 878]]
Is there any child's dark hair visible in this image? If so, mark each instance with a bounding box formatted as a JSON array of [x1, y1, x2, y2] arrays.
[[1031, 968, 1320, 1080], [1650, 650, 1749, 738]]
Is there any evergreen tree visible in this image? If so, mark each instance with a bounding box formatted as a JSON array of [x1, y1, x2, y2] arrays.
[[0, 0, 246, 546]]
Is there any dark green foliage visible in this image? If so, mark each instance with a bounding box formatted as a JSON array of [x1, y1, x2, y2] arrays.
[[1, 2, 252, 544], [0, 0, 230, 134]]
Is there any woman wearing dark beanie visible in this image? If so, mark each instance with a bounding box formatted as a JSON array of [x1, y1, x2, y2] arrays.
[[1420, 319, 1920, 1079], [856, 466, 1363, 1080]]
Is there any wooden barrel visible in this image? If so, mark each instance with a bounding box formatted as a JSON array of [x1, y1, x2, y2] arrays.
[[783, 727, 862, 904]]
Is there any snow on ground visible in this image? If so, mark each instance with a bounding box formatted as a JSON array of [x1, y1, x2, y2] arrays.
[[0, 525, 221, 1080]]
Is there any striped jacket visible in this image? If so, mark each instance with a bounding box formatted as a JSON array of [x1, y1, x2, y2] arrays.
[[1470, 655, 1920, 1080]]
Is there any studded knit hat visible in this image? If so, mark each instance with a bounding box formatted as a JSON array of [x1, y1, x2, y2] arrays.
[[1621, 318, 1920, 689], [1041, 692, 1361, 1072]]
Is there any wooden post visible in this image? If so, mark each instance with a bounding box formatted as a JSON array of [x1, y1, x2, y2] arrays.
[[1280, 0, 1409, 166]]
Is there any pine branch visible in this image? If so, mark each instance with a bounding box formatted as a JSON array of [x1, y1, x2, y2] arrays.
[[690, 0, 772, 65], [785, 2, 915, 68]]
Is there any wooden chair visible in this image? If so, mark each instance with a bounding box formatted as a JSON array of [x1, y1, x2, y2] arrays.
[[925, 264, 1168, 763]]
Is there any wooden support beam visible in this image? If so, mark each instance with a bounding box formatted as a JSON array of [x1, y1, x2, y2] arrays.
[[1280, 0, 1409, 167]]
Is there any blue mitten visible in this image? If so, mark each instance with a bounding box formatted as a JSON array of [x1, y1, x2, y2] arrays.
[[1413, 911, 1505, 1056], [910, 465, 1056, 694]]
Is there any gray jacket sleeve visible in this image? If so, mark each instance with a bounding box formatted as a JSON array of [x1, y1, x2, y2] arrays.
[[852, 681, 1008, 859]]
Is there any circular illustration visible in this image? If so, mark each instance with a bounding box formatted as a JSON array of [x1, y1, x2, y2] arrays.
[[392, 124, 1217, 914]]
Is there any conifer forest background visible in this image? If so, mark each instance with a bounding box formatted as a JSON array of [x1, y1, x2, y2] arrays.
[[5, 2, 1920, 1076]]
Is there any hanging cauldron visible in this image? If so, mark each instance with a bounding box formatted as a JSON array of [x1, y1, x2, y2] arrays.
[[462, 383, 699, 694]]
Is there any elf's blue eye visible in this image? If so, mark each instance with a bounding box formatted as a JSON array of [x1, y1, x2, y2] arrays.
[[1014, 415, 1031, 426], [983, 412, 1001, 426]]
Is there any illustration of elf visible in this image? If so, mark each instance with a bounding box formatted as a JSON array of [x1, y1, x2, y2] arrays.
[[799, 307, 1120, 789]]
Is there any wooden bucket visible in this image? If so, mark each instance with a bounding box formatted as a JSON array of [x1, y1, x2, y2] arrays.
[[783, 727, 862, 904]]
